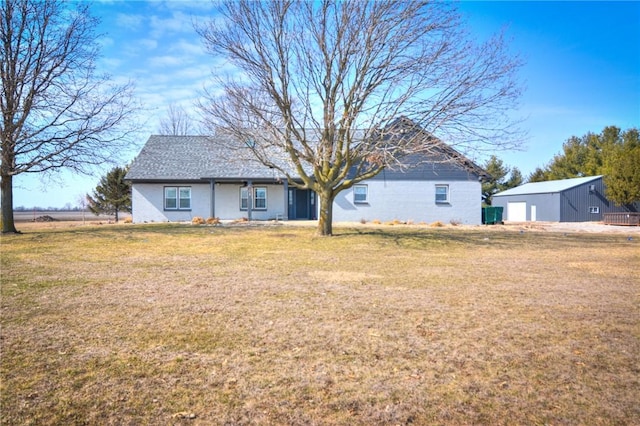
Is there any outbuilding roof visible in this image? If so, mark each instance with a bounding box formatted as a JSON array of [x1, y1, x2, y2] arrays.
[[493, 175, 602, 197]]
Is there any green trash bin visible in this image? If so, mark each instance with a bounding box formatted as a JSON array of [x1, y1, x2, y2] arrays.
[[482, 206, 503, 225]]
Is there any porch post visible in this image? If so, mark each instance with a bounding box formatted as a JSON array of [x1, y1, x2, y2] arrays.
[[247, 180, 253, 221], [283, 180, 289, 220], [210, 179, 215, 218]]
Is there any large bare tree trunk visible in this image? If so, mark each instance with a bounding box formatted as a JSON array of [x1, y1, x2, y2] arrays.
[[317, 188, 334, 236], [1, 174, 17, 233]]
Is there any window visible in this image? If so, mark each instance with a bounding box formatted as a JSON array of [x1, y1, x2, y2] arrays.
[[165, 186, 191, 210], [240, 186, 267, 210], [435, 185, 449, 203], [589, 206, 599, 214], [354, 184, 368, 203], [240, 187, 249, 210], [254, 187, 267, 209]]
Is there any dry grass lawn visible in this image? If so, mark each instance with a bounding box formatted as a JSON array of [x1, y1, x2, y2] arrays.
[[1, 222, 639, 425]]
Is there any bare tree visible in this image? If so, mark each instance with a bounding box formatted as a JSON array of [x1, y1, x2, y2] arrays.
[[198, 0, 524, 235], [1, 0, 138, 233], [76, 193, 88, 224], [158, 103, 196, 136]]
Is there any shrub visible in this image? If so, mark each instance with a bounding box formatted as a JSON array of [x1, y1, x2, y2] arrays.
[[360, 218, 367, 224], [450, 219, 461, 226], [430, 221, 444, 227], [123, 217, 133, 224], [206, 217, 221, 226], [192, 216, 205, 225]]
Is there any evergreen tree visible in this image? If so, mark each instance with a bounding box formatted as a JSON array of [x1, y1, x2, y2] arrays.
[[505, 167, 524, 189], [87, 166, 131, 222], [527, 166, 548, 183], [602, 128, 640, 206], [482, 155, 523, 205], [527, 126, 640, 206]]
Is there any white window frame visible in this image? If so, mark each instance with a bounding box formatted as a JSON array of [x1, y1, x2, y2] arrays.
[[240, 187, 249, 210], [435, 184, 449, 204], [589, 206, 599, 214], [240, 186, 268, 210], [254, 187, 267, 209], [353, 184, 368, 204], [164, 186, 191, 210]]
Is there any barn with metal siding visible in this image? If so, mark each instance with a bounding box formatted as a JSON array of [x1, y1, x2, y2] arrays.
[[492, 176, 639, 222]]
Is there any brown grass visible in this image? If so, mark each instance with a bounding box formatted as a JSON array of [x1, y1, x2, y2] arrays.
[[1, 223, 639, 425]]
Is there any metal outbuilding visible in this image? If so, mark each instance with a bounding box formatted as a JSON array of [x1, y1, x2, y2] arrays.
[[492, 176, 639, 222]]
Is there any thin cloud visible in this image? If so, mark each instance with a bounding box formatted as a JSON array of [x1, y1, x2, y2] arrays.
[[100, 57, 123, 69], [169, 39, 205, 56], [148, 55, 186, 68], [139, 38, 158, 50], [116, 13, 145, 30], [149, 11, 194, 37], [173, 64, 211, 80]]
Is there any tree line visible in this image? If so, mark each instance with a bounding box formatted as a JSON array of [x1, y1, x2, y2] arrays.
[[482, 125, 640, 207], [529, 127, 639, 207]]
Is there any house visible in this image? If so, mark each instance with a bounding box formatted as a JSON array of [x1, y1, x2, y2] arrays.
[[125, 134, 488, 224], [491, 175, 638, 222]]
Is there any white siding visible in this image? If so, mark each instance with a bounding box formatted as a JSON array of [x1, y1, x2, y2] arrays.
[[133, 180, 481, 224], [131, 183, 211, 223], [331, 180, 482, 224], [213, 183, 286, 220]]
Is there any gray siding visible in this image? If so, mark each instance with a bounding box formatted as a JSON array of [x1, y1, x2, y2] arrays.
[[492, 193, 560, 221], [493, 177, 638, 222], [369, 160, 481, 182], [560, 178, 611, 222]]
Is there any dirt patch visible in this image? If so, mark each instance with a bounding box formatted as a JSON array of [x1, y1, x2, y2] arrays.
[[502, 221, 640, 234], [321, 220, 640, 235]]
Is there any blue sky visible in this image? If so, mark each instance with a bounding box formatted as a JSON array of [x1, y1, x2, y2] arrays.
[[13, 1, 640, 209]]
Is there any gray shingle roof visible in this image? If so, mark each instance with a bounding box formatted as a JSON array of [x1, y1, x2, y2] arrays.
[[126, 131, 488, 182], [493, 175, 602, 197], [125, 135, 295, 181]]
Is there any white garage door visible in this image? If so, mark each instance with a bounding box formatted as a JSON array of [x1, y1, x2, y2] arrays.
[[508, 202, 527, 222]]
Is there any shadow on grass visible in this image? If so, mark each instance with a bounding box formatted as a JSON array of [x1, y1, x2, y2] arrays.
[[8, 221, 633, 249], [337, 225, 632, 249]]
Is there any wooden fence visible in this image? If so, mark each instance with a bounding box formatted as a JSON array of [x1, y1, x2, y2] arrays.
[[603, 212, 640, 226]]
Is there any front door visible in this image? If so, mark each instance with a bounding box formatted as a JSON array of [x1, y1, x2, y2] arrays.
[[288, 188, 316, 220]]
